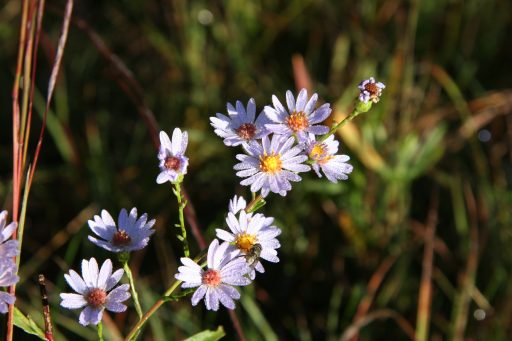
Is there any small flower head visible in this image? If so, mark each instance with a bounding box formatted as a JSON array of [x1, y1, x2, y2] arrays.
[[60, 258, 130, 326], [228, 195, 247, 214], [157, 128, 189, 184], [0, 211, 19, 259], [216, 210, 281, 279], [358, 77, 385, 104], [175, 239, 251, 311], [234, 135, 310, 197], [88, 208, 156, 253], [264, 89, 331, 141], [305, 134, 353, 183], [0, 260, 19, 314], [210, 98, 270, 146]]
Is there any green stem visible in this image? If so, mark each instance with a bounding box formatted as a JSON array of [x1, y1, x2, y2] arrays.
[[97, 321, 104, 341], [173, 181, 190, 257], [123, 261, 143, 320], [320, 108, 361, 142], [124, 280, 182, 341], [245, 194, 263, 213]]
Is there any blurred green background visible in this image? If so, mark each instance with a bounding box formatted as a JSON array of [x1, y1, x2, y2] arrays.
[[1, 0, 512, 339]]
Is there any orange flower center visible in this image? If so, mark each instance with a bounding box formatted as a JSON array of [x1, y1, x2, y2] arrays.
[[236, 123, 257, 140], [202, 269, 221, 287], [286, 111, 309, 132], [165, 156, 181, 171], [86, 288, 107, 308], [364, 82, 379, 96], [259, 153, 282, 173], [112, 229, 132, 246]]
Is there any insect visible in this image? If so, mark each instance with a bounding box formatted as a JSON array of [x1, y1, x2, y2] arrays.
[[244, 243, 262, 269]]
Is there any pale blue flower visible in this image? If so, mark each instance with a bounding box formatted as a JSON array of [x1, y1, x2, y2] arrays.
[[216, 210, 281, 279], [358, 77, 385, 103], [234, 135, 310, 197], [157, 128, 189, 184], [264, 89, 331, 141], [210, 98, 270, 146], [228, 195, 247, 214], [0, 260, 19, 314], [175, 239, 251, 311], [60, 258, 130, 326], [0, 210, 19, 259], [88, 208, 156, 253], [305, 134, 353, 183]]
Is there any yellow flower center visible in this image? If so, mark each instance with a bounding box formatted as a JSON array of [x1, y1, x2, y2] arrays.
[[310, 144, 326, 160], [285, 111, 309, 132], [309, 143, 332, 164], [235, 233, 257, 253], [259, 153, 282, 173]]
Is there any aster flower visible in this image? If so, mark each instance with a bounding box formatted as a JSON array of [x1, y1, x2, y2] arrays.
[[228, 195, 247, 214], [0, 211, 19, 259], [264, 88, 331, 141], [175, 239, 251, 311], [305, 134, 353, 183], [234, 135, 310, 197], [88, 208, 156, 253], [60, 258, 130, 326], [157, 128, 189, 184], [216, 210, 281, 279], [210, 98, 270, 146], [0, 260, 19, 314], [358, 77, 385, 103]]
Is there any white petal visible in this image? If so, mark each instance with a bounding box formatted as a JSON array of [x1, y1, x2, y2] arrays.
[[97, 259, 113, 290]]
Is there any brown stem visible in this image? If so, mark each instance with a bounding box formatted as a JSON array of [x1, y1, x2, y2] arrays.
[[415, 189, 439, 341], [228, 309, 246, 341]]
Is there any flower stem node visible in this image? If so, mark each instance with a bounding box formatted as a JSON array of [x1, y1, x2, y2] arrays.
[[355, 100, 372, 114], [117, 251, 130, 264]]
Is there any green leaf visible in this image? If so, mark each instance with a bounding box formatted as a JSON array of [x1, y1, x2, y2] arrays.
[[13, 307, 46, 340], [184, 326, 225, 341]]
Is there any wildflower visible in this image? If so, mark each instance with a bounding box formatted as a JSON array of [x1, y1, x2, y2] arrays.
[[305, 134, 353, 183], [88, 208, 156, 253], [234, 135, 310, 197], [216, 210, 281, 279], [358, 77, 385, 103], [0, 260, 19, 314], [228, 195, 247, 214], [175, 239, 251, 311], [264, 88, 331, 141], [0, 211, 19, 259], [210, 98, 269, 146], [157, 128, 189, 184], [60, 258, 130, 326]]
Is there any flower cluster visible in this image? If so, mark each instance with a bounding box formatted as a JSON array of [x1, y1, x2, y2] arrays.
[[210, 88, 363, 197], [0, 211, 20, 314], [61, 207, 156, 325], [175, 195, 282, 310], [58, 79, 385, 327]]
